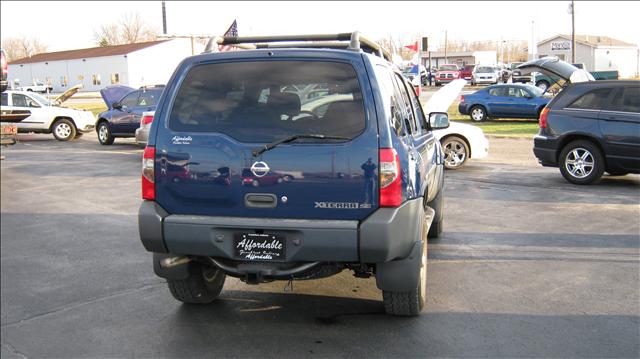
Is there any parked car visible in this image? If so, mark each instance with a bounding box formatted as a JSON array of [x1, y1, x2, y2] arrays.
[[96, 85, 164, 145], [435, 64, 460, 86], [0, 85, 95, 141], [471, 65, 499, 86], [520, 59, 640, 183], [458, 84, 551, 122], [433, 121, 489, 169], [460, 64, 475, 81], [135, 111, 154, 146], [403, 64, 428, 86], [0, 48, 7, 93], [138, 32, 450, 316], [510, 62, 531, 84]]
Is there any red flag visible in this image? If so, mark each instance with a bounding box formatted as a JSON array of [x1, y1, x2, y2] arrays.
[[404, 41, 418, 52]]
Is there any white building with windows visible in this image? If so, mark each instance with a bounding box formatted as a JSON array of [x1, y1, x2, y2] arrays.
[[7, 39, 196, 92], [537, 35, 639, 78]]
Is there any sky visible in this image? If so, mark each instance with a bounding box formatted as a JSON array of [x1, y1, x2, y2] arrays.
[[2, 1, 640, 53]]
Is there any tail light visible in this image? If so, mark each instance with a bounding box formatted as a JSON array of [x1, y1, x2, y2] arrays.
[[0, 53, 6, 75], [460, 95, 465, 103], [379, 148, 402, 207], [539, 107, 549, 129], [142, 146, 155, 200], [141, 114, 154, 125], [414, 84, 421, 96]]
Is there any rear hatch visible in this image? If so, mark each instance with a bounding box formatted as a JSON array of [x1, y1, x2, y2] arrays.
[[517, 57, 594, 85], [100, 85, 134, 109], [154, 58, 379, 220]]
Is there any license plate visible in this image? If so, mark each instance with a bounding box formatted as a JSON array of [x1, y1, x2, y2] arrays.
[[234, 233, 285, 261]]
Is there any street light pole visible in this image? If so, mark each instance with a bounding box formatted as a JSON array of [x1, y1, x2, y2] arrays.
[[571, 0, 576, 63]]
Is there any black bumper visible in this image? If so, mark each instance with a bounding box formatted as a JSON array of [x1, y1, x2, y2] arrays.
[[533, 134, 559, 167]]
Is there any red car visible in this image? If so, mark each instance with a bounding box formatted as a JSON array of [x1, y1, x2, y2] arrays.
[[460, 64, 475, 81], [435, 64, 461, 86]]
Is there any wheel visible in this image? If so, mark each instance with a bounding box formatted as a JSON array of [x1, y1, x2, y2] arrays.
[[442, 136, 469, 169], [167, 264, 226, 304], [559, 140, 605, 185], [427, 180, 444, 239], [469, 105, 487, 122], [97, 122, 114, 145], [382, 239, 427, 316], [536, 80, 550, 92], [52, 118, 77, 141], [606, 170, 629, 176]]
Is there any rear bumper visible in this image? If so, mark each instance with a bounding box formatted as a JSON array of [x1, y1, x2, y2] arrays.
[[139, 197, 430, 264], [533, 134, 559, 167]]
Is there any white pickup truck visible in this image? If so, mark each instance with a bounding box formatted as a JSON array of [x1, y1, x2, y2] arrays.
[[19, 81, 52, 93]]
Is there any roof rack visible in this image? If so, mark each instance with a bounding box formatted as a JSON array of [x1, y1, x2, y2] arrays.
[[203, 31, 392, 62]]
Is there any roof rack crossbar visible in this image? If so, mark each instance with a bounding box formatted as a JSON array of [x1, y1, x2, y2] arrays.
[[203, 31, 391, 61]]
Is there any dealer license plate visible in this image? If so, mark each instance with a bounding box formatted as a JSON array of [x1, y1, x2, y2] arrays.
[[234, 233, 285, 261]]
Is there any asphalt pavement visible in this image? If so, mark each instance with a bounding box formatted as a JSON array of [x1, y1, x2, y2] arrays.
[[1, 133, 639, 358]]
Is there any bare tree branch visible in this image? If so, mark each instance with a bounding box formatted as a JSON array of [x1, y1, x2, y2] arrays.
[[93, 12, 158, 46], [1, 37, 48, 61]]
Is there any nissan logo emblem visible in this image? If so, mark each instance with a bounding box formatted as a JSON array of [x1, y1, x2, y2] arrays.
[[250, 161, 270, 177]]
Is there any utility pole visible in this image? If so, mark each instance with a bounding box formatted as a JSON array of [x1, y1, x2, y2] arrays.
[[570, 0, 576, 63], [162, 1, 167, 35], [444, 30, 448, 63]]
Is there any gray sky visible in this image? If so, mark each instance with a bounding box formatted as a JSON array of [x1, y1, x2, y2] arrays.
[[2, 1, 639, 52]]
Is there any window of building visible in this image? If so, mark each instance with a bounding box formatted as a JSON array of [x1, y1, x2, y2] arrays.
[[60, 76, 68, 87], [111, 73, 120, 85], [78, 75, 84, 81], [92, 74, 101, 86]]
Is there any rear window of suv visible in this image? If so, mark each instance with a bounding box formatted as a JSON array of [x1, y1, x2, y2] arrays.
[[168, 60, 365, 143]]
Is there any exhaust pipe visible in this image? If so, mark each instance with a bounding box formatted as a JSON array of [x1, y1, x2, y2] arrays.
[[159, 256, 192, 268]]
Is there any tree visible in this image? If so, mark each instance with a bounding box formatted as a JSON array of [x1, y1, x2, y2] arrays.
[[93, 12, 159, 46], [1, 37, 48, 61]]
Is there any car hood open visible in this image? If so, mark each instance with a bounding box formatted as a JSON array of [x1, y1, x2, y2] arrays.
[[51, 84, 83, 106], [516, 57, 594, 83], [100, 85, 134, 110]]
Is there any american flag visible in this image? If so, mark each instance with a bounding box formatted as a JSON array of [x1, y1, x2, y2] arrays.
[[218, 20, 238, 52]]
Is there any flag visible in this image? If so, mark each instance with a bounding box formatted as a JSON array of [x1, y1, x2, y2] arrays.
[[404, 41, 418, 52], [218, 20, 238, 52]]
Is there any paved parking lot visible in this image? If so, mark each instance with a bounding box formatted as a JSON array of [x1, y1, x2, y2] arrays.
[[1, 133, 639, 358]]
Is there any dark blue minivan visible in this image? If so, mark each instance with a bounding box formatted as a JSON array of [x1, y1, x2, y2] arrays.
[[518, 58, 639, 184], [137, 33, 450, 316]]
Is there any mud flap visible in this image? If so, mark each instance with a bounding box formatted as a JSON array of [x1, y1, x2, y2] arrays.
[[375, 207, 433, 292]]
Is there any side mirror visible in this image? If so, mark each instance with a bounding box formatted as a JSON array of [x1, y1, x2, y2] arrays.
[[112, 102, 122, 110], [429, 112, 449, 129]]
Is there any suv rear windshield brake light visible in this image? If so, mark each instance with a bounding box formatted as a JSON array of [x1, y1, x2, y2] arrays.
[[142, 146, 155, 200], [379, 148, 401, 207]]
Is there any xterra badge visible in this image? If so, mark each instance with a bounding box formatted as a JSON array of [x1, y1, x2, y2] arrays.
[[314, 202, 372, 209]]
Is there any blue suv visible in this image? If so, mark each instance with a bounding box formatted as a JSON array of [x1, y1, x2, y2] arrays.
[[138, 32, 449, 316], [96, 85, 164, 145]]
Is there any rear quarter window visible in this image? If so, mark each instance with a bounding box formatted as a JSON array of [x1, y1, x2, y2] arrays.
[[168, 61, 365, 143], [568, 88, 612, 110]]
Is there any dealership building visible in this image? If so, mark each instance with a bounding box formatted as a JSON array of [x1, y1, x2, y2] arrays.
[[7, 39, 197, 92], [537, 34, 639, 78]]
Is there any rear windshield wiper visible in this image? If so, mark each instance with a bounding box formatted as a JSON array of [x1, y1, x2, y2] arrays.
[[252, 134, 349, 157]]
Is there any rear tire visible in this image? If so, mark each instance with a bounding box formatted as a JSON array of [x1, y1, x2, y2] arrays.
[[167, 264, 226, 304], [382, 240, 427, 316], [536, 80, 550, 92], [52, 118, 76, 141], [470, 105, 487, 122], [559, 140, 605, 185]]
